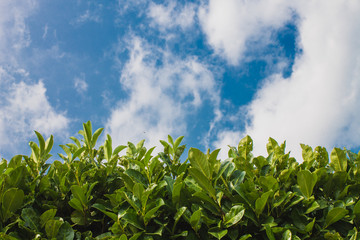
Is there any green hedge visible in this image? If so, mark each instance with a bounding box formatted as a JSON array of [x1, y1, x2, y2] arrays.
[[1, 121, 360, 239]]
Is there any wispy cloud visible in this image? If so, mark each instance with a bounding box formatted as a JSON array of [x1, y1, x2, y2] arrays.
[[148, 1, 196, 31], [212, 1, 360, 160], [71, 5, 103, 26], [105, 36, 220, 149], [42, 24, 48, 39], [0, 0, 37, 64], [74, 73, 88, 94]]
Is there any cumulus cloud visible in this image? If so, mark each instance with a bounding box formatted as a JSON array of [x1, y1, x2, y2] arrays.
[[198, 0, 294, 65], [105, 36, 220, 149], [148, 1, 196, 31], [0, 79, 69, 154], [0, 0, 70, 158], [212, 1, 360, 160]]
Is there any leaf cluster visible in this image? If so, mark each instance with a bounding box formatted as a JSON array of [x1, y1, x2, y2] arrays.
[[1, 121, 360, 239]]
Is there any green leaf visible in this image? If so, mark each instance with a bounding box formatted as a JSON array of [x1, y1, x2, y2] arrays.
[[255, 190, 272, 217], [188, 168, 216, 199], [129, 232, 143, 240], [57, 221, 75, 240], [71, 210, 86, 225], [113, 145, 127, 156], [168, 135, 174, 146], [44, 134, 54, 156], [209, 228, 228, 240], [92, 203, 117, 222], [174, 136, 184, 149], [82, 121, 92, 147], [123, 210, 144, 230], [45, 219, 63, 239], [70, 185, 88, 207], [8, 155, 22, 169], [266, 138, 279, 155], [8, 165, 26, 187], [40, 209, 57, 228], [238, 135, 253, 160], [119, 234, 128, 240], [239, 234, 252, 240], [35, 131, 46, 156], [0, 233, 18, 240], [1, 188, 24, 221], [69, 198, 84, 212], [265, 224, 276, 240], [224, 205, 245, 228], [193, 191, 221, 213], [91, 127, 104, 148], [305, 201, 320, 214], [325, 207, 348, 228], [282, 229, 292, 240], [188, 148, 210, 179], [21, 208, 40, 232], [144, 198, 165, 224], [190, 209, 202, 232], [172, 175, 184, 206], [330, 148, 347, 172], [125, 169, 148, 186], [305, 218, 316, 233], [297, 170, 317, 199], [353, 199, 360, 223], [174, 207, 187, 227], [259, 176, 278, 192], [171, 231, 188, 239]]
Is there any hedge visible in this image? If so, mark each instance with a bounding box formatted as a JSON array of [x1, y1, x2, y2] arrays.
[[0, 121, 360, 239]]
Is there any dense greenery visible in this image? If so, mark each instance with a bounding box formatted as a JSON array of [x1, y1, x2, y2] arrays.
[[1, 121, 360, 239]]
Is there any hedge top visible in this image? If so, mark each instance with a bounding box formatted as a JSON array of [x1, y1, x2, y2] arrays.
[[0, 121, 360, 240]]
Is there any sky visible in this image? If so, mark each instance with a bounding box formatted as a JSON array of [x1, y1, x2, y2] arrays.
[[1, 0, 360, 161]]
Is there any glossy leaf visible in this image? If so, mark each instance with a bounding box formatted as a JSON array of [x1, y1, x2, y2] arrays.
[[209, 228, 228, 239], [45, 219, 63, 239], [21, 208, 40, 232], [188, 148, 210, 179], [325, 207, 348, 228], [297, 170, 317, 199], [1, 188, 24, 221], [188, 168, 216, 199], [57, 221, 75, 240], [40, 209, 57, 228], [190, 209, 202, 232], [255, 190, 272, 217], [144, 198, 165, 224], [223, 205, 245, 228], [330, 148, 347, 172]]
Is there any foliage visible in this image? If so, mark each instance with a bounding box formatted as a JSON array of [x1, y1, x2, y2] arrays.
[[1, 121, 360, 239]]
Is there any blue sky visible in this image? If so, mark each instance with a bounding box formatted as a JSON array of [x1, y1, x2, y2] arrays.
[[1, 0, 360, 161]]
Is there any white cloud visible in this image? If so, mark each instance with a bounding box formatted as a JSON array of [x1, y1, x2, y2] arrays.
[[198, 0, 294, 65], [72, 5, 102, 26], [105, 36, 220, 150], [213, 1, 360, 161], [148, 1, 196, 31], [74, 73, 88, 94], [42, 24, 48, 39], [0, 0, 70, 158], [0, 80, 69, 153], [0, 0, 37, 64], [213, 130, 242, 160]]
